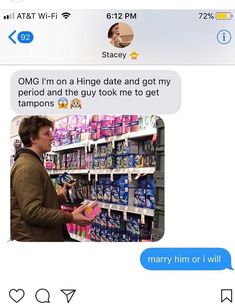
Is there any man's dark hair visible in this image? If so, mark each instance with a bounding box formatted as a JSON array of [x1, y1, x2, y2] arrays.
[[18, 116, 53, 147]]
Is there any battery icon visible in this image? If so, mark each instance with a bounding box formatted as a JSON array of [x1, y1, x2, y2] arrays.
[[215, 12, 233, 20]]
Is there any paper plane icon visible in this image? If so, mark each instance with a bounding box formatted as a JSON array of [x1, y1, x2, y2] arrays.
[[61, 289, 76, 303]]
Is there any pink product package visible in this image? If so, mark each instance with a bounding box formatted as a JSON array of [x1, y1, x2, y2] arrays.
[[85, 153, 92, 169], [90, 122, 98, 140], [122, 115, 131, 134], [76, 115, 87, 130], [55, 117, 68, 129], [84, 202, 101, 220], [130, 115, 139, 132], [67, 115, 78, 131], [85, 225, 91, 240], [100, 119, 113, 137], [114, 116, 123, 135]]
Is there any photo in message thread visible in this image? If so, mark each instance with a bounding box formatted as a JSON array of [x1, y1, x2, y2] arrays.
[[11, 115, 164, 242]]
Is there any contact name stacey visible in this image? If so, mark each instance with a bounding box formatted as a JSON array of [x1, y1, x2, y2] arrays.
[[101, 51, 127, 59]]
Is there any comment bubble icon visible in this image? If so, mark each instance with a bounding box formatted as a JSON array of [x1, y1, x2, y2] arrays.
[[35, 288, 50, 303]]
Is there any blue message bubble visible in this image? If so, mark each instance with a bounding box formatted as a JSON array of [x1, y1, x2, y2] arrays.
[[140, 248, 233, 271]]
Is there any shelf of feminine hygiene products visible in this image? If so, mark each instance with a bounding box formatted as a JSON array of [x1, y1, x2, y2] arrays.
[[52, 128, 157, 152], [69, 233, 91, 242], [95, 201, 155, 217], [48, 169, 89, 175], [47, 167, 156, 176]]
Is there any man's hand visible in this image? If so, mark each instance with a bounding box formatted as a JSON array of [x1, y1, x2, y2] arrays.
[[71, 204, 92, 226]]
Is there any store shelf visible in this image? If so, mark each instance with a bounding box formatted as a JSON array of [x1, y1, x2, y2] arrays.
[[52, 141, 88, 152], [48, 167, 155, 176], [112, 167, 155, 174], [98, 202, 155, 217], [89, 169, 112, 175], [48, 169, 89, 175], [51, 129, 156, 152], [69, 233, 90, 242]]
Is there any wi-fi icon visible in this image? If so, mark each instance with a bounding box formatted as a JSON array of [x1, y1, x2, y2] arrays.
[[61, 12, 71, 19]]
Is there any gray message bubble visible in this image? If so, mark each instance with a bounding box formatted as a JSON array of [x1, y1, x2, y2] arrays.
[[11, 70, 181, 114]]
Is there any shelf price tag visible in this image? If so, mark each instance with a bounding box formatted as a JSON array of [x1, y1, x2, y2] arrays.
[[123, 207, 128, 221], [112, 136, 116, 149], [128, 170, 132, 182], [88, 141, 91, 152], [108, 204, 112, 217], [110, 170, 114, 182], [141, 209, 147, 224], [95, 170, 98, 182]]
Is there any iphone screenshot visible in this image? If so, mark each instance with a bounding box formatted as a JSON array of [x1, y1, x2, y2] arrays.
[[0, 0, 234, 307]]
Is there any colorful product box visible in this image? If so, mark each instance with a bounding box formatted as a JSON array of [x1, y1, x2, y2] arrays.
[[111, 186, 120, 204], [100, 211, 108, 228], [100, 119, 113, 137], [134, 155, 144, 168], [146, 189, 155, 209], [107, 214, 115, 230], [83, 201, 101, 220], [97, 185, 104, 201], [92, 158, 100, 169], [90, 186, 97, 201], [137, 177, 147, 189], [99, 158, 106, 169], [114, 116, 123, 135], [103, 186, 112, 203], [56, 172, 76, 186], [130, 115, 139, 132], [134, 188, 146, 208], [122, 115, 131, 134], [106, 155, 114, 169], [147, 175, 155, 189], [143, 140, 156, 154], [120, 188, 128, 206]]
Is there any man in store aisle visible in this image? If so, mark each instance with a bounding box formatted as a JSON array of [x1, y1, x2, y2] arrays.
[[11, 116, 92, 241]]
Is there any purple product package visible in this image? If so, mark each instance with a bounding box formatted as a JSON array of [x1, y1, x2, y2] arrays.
[[67, 115, 77, 131], [80, 149, 86, 169]]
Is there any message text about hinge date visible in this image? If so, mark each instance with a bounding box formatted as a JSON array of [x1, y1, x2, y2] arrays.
[[17, 76, 171, 99]]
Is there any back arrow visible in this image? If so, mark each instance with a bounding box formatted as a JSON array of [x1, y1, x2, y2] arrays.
[[8, 31, 17, 44]]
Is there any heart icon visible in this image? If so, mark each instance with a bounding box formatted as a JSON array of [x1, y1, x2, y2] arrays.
[[9, 289, 25, 303]]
